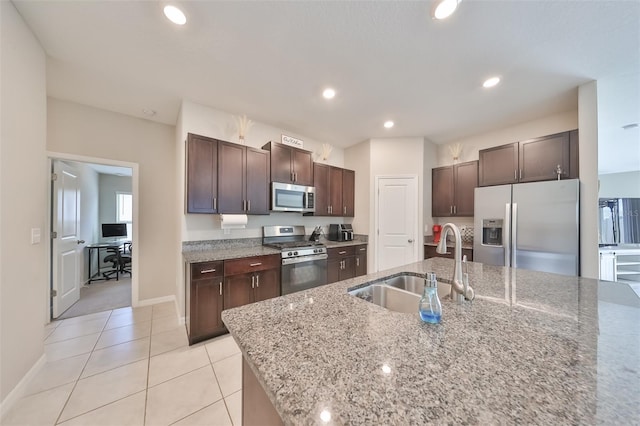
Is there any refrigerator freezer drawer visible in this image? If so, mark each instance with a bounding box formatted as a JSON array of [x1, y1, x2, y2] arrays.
[[474, 244, 506, 267], [515, 250, 578, 276]]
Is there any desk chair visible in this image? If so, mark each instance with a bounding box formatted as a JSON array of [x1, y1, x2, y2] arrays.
[[103, 247, 122, 280], [120, 244, 132, 276]]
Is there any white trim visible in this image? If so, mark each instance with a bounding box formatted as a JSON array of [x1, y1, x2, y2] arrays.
[[45, 151, 140, 320], [373, 175, 420, 272], [135, 294, 175, 308], [0, 354, 46, 420]]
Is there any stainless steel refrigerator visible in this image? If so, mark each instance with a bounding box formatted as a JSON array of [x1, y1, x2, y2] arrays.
[[473, 179, 580, 276]]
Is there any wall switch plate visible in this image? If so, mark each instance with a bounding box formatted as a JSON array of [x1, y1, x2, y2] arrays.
[[31, 228, 41, 244]]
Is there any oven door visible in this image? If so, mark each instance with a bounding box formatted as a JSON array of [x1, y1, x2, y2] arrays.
[[281, 254, 328, 295]]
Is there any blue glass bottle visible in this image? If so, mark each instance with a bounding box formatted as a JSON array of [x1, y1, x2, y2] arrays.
[[419, 272, 442, 323]]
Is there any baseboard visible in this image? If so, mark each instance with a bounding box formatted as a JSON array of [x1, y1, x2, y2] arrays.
[[135, 294, 175, 307], [0, 354, 46, 420]]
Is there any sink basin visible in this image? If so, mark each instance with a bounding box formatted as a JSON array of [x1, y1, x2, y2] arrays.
[[384, 274, 450, 299], [349, 274, 451, 313]]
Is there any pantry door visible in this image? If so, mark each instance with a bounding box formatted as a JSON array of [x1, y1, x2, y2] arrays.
[[375, 176, 419, 272]]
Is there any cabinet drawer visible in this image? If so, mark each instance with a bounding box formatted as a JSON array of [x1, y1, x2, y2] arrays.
[[224, 254, 281, 276], [191, 261, 223, 281], [328, 246, 356, 258]]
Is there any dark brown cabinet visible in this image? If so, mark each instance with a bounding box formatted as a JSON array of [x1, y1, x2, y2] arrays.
[[478, 130, 578, 187], [313, 164, 355, 217], [262, 142, 313, 186], [186, 260, 225, 344], [223, 254, 281, 310], [327, 245, 367, 284], [186, 133, 218, 214], [424, 245, 473, 261], [432, 161, 478, 217], [218, 141, 270, 215]]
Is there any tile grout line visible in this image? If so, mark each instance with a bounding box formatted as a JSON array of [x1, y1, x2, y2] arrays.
[[142, 305, 157, 426], [53, 308, 117, 425], [207, 348, 234, 423]]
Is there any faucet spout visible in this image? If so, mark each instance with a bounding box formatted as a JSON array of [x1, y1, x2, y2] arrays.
[[436, 223, 473, 302]]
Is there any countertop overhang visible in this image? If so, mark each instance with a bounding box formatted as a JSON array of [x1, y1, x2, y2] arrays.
[[222, 258, 640, 425]]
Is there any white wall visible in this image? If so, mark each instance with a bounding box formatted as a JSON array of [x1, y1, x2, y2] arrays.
[[599, 171, 640, 198], [578, 81, 599, 279], [99, 174, 132, 233], [344, 140, 371, 240], [0, 0, 47, 405], [47, 98, 177, 301], [422, 140, 438, 235]]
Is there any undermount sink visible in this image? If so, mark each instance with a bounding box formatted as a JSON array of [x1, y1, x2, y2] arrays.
[[349, 274, 451, 313]]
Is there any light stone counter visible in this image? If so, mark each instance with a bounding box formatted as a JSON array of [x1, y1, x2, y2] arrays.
[[182, 238, 280, 263], [222, 258, 640, 425]]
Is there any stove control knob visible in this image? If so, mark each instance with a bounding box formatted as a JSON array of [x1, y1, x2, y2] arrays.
[[294, 251, 299, 256], [288, 252, 293, 257]]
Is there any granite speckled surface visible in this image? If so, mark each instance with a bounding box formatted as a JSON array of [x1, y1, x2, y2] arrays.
[[182, 238, 280, 263], [321, 237, 368, 248], [222, 258, 640, 425]]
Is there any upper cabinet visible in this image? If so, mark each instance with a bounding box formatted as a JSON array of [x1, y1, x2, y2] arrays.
[[432, 160, 478, 217], [262, 141, 314, 186], [218, 141, 270, 215], [186, 133, 270, 215], [186, 133, 218, 214], [313, 164, 355, 217], [478, 130, 579, 187]]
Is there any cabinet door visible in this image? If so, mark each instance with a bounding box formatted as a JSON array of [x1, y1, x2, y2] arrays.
[[327, 259, 341, 284], [223, 273, 255, 310], [292, 149, 314, 186], [342, 169, 355, 217], [313, 163, 330, 216], [187, 134, 217, 213], [355, 246, 367, 276], [191, 278, 225, 342], [246, 148, 270, 215], [329, 166, 343, 216], [218, 141, 246, 213], [270, 143, 293, 183], [519, 132, 570, 183], [478, 143, 518, 187], [432, 166, 454, 217], [453, 161, 478, 216], [254, 268, 281, 302]]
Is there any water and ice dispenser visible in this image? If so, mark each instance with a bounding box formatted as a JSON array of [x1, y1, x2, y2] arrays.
[[482, 219, 503, 246]]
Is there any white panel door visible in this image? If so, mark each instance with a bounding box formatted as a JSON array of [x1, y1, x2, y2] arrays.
[[52, 161, 82, 318], [376, 177, 418, 272]]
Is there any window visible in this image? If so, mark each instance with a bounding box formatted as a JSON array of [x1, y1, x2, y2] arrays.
[[116, 192, 132, 238]]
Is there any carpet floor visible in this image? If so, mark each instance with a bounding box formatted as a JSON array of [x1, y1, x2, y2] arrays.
[[58, 277, 131, 319]]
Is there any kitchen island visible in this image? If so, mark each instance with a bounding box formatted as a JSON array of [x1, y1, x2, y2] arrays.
[[222, 258, 640, 425]]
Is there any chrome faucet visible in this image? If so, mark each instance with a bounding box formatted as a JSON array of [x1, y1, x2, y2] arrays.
[[436, 223, 474, 302]]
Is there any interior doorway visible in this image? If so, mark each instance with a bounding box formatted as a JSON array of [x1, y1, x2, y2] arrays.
[[47, 153, 139, 321], [374, 176, 420, 272]]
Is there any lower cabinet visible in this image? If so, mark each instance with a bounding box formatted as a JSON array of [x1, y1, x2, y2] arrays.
[[186, 261, 225, 345], [327, 244, 367, 284], [424, 245, 473, 261], [186, 254, 280, 345]]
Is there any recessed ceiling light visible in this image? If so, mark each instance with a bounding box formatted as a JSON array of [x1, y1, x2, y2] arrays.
[[622, 123, 639, 130], [163, 5, 186, 25], [432, 0, 461, 20], [142, 108, 157, 116], [322, 88, 336, 99], [483, 77, 501, 88], [384, 120, 394, 129]]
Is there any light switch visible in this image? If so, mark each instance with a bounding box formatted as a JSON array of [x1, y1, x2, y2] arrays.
[[31, 228, 41, 244]]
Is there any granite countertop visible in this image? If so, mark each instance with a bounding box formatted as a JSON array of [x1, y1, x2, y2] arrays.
[[321, 237, 368, 248], [182, 238, 280, 263], [222, 258, 640, 425]]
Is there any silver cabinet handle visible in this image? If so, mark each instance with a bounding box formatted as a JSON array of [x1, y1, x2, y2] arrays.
[[453, 205, 457, 215], [519, 169, 522, 180], [250, 262, 262, 267], [344, 206, 347, 215], [251, 275, 255, 289], [327, 206, 331, 214], [247, 200, 251, 211], [256, 274, 259, 287], [213, 197, 217, 210], [339, 251, 346, 255], [77, 240, 85, 244], [356, 258, 360, 267], [514, 170, 517, 180], [359, 247, 366, 251], [219, 282, 222, 296], [200, 268, 216, 274], [291, 172, 294, 182]]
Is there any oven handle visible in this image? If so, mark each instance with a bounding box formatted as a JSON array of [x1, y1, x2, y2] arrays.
[[282, 254, 328, 266]]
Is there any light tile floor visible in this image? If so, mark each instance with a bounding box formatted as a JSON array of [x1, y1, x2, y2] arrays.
[[2, 302, 242, 426]]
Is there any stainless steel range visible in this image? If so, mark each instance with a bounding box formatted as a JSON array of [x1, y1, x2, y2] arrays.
[[263, 225, 328, 295]]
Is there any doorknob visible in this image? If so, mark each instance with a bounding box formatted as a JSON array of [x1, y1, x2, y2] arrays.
[[408, 239, 414, 243], [77, 240, 85, 244]]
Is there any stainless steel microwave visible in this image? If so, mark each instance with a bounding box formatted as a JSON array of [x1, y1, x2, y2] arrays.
[[271, 182, 315, 213]]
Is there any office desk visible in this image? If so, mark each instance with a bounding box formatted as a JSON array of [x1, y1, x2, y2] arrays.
[[86, 240, 130, 283]]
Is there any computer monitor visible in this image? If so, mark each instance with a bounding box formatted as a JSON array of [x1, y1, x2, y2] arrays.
[[102, 223, 128, 238]]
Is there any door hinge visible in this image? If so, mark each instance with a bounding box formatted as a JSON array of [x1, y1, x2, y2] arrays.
[[51, 231, 57, 239], [51, 173, 58, 181], [51, 289, 57, 297]]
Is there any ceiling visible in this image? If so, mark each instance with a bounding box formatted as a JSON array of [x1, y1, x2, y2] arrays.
[[13, 0, 640, 172]]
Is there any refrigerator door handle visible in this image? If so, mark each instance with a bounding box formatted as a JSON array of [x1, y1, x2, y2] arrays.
[[511, 203, 518, 268], [504, 203, 511, 267]]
